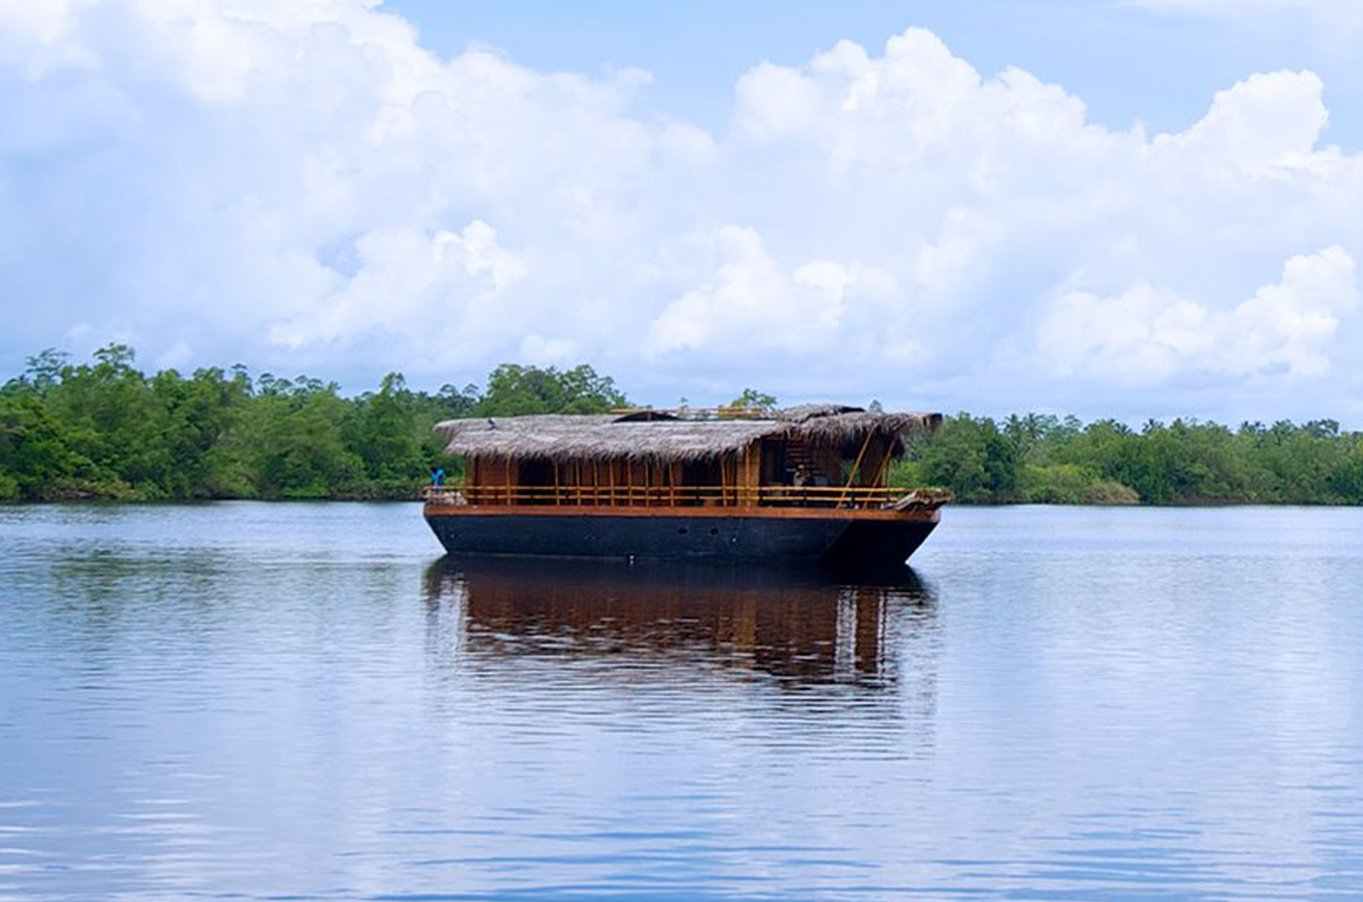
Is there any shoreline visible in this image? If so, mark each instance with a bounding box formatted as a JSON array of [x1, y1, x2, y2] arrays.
[[4, 497, 1360, 509]]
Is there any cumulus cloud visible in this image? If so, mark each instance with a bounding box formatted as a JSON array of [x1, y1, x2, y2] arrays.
[[266, 219, 524, 353], [1039, 246, 1357, 385], [1152, 71, 1330, 178], [644, 225, 895, 357], [0, 3, 1361, 421]]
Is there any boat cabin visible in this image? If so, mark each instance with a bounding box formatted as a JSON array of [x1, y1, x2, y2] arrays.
[[429, 405, 942, 510]]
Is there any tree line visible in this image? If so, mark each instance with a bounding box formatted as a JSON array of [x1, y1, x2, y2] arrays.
[[893, 412, 1363, 505], [0, 345, 624, 501], [2, 346, 1360, 504]]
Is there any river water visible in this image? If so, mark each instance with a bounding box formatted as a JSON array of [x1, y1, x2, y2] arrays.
[[1, 503, 1361, 900]]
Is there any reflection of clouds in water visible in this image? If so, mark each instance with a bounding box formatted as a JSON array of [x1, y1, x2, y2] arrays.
[[421, 557, 941, 696], [9, 504, 1361, 897]]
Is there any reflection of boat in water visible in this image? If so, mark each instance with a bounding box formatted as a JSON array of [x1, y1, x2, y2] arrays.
[[422, 556, 937, 686], [423, 405, 949, 567]]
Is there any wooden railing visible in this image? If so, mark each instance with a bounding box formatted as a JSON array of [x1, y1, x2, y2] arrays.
[[422, 483, 947, 510]]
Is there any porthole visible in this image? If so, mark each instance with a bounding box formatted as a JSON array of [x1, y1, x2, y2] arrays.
[[677, 526, 689, 535], [708, 527, 720, 536]]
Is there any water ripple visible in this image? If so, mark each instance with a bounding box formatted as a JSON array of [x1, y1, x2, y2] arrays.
[[1, 503, 1362, 898]]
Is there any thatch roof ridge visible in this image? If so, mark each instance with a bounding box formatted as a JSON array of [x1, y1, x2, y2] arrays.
[[794, 410, 940, 444], [778, 403, 864, 422], [435, 405, 941, 462]]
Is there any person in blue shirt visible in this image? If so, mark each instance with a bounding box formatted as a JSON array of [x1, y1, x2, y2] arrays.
[[430, 466, 445, 486]]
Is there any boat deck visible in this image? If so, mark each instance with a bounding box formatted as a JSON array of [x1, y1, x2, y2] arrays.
[[422, 484, 950, 514]]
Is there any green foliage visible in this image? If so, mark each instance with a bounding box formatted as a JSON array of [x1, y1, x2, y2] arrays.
[[245, 386, 364, 499], [0, 385, 80, 499], [1019, 464, 1095, 505], [347, 373, 425, 491], [725, 389, 779, 413], [909, 413, 1019, 503], [903, 411, 1363, 505], [1084, 480, 1142, 506], [3, 347, 1361, 506], [0, 350, 632, 501], [478, 364, 626, 416]]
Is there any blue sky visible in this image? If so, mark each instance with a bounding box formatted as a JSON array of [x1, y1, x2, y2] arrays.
[[1, 0, 1361, 424], [387, 0, 1362, 144]]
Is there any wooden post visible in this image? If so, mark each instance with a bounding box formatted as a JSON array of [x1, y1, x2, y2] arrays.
[[738, 445, 761, 507], [870, 439, 894, 493], [838, 432, 874, 507]]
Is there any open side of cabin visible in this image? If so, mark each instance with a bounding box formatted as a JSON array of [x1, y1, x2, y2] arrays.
[[422, 407, 948, 564], [428, 407, 943, 512]]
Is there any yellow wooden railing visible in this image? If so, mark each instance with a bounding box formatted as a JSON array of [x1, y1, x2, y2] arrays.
[[422, 483, 943, 510]]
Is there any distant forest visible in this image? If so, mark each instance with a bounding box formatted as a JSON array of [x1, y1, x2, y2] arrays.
[[0, 345, 625, 502], [892, 413, 1363, 505], [2, 345, 1361, 504]]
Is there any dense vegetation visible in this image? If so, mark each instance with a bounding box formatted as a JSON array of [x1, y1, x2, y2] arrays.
[[0, 346, 624, 501], [893, 413, 1363, 505], [2, 346, 1360, 504]]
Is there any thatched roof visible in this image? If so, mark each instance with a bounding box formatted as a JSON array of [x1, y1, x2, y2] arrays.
[[435, 406, 941, 462]]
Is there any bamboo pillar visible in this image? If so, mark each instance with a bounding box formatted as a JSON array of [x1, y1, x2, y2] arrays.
[[838, 432, 874, 507], [870, 438, 894, 491], [738, 446, 761, 507]]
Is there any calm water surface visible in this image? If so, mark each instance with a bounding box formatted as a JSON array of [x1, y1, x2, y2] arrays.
[[1, 503, 1361, 900]]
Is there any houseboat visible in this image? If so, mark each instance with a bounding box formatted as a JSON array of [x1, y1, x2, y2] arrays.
[[422, 404, 949, 567]]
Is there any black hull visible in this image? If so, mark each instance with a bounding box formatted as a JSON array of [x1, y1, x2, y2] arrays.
[[423, 509, 938, 567]]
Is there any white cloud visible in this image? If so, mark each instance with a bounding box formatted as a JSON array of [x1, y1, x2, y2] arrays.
[[733, 61, 823, 141], [1039, 246, 1357, 385], [519, 334, 580, 365], [645, 225, 895, 358], [266, 219, 524, 353], [1151, 71, 1330, 178], [1, 5, 1361, 420]]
